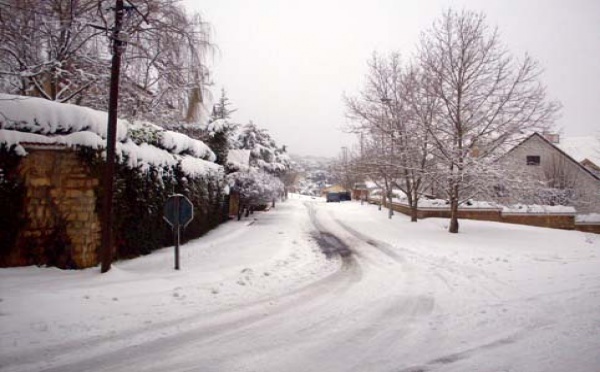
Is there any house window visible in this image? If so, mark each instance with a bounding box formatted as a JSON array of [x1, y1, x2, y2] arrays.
[[526, 155, 541, 166]]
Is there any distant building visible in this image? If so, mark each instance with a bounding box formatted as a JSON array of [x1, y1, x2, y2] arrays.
[[321, 184, 347, 197]]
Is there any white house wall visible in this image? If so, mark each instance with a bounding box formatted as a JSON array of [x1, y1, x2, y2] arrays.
[[501, 135, 600, 214]]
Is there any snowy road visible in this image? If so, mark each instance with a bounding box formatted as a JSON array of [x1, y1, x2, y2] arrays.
[[2, 196, 600, 371]]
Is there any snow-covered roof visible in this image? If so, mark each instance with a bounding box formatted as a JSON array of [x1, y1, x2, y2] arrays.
[[0, 94, 220, 178], [364, 180, 379, 189], [556, 136, 600, 167], [227, 149, 251, 170]]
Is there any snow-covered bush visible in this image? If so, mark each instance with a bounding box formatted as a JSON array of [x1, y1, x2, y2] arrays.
[[228, 170, 284, 206]]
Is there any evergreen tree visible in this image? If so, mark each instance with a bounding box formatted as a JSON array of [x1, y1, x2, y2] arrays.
[[235, 122, 290, 176], [204, 89, 237, 166]]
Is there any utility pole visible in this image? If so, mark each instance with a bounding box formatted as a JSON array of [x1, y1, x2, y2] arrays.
[[360, 132, 364, 157], [100, 0, 125, 273], [380, 97, 394, 218], [341, 146, 348, 190]]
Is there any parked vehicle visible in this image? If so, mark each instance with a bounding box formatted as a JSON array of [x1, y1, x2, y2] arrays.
[[326, 192, 341, 202]]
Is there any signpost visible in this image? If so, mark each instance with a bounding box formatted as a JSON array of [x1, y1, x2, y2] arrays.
[[163, 194, 194, 270]]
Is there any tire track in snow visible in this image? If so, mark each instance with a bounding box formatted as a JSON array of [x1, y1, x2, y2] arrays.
[[304, 201, 360, 270], [331, 216, 457, 293], [33, 262, 361, 372], [10, 204, 364, 372], [328, 207, 549, 372], [331, 216, 406, 265], [396, 329, 528, 372], [293, 203, 445, 371], [331, 213, 509, 298]]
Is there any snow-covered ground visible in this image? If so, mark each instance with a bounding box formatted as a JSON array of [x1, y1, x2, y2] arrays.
[[1, 194, 599, 372]]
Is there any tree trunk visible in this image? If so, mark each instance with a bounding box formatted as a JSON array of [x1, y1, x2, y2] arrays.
[[449, 184, 460, 233], [407, 190, 418, 222], [410, 204, 418, 222]]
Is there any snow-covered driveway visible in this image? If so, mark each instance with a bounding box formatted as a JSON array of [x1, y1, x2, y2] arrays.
[[1, 195, 599, 371]]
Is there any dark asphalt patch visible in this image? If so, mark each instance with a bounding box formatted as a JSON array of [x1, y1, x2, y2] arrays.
[[312, 231, 352, 259]]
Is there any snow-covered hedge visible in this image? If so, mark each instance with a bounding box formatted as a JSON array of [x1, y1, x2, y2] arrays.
[[0, 94, 218, 177], [0, 94, 228, 263]]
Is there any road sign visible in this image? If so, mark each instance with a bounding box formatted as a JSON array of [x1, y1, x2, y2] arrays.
[[164, 194, 194, 228], [163, 194, 194, 270]]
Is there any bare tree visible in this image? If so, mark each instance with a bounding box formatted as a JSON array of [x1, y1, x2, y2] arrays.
[[0, 0, 212, 125], [418, 9, 560, 233], [346, 53, 436, 221], [394, 63, 439, 221], [0, 0, 107, 101], [345, 53, 404, 218], [112, 2, 212, 124]]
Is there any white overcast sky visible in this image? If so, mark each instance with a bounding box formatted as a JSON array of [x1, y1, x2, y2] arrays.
[[183, 0, 600, 158]]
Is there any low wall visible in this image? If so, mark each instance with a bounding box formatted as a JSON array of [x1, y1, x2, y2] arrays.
[[370, 198, 584, 232], [501, 213, 574, 230], [380, 198, 503, 222], [574, 223, 600, 234]]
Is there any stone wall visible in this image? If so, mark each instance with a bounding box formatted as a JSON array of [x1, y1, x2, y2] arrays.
[[9, 145, 100, 268]]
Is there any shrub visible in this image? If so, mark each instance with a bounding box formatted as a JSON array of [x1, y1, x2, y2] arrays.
[[0, 144, 25, 266]]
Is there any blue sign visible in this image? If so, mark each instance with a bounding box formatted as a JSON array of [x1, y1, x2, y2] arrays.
[[164, 194, 194, 270], [163, 194, 194, 228]]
